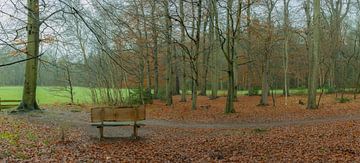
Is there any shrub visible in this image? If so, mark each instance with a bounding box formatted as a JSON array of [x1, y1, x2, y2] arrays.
[[326, 87, 336, 94], [253, 128, 268, 133], [293, 89, 307, 95], [337, 97, 351, 103], [126, 88, 153, 105], [247, 87, 260, 96], [156, 87, 167, 101]]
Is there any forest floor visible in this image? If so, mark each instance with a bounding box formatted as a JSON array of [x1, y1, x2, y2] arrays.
[[2, 94, 360, 162]]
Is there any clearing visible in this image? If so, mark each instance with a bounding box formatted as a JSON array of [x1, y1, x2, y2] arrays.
[[1, 95, 360, 162]]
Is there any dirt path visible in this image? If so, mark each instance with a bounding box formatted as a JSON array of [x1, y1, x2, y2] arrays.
[[10, 108, 360, 130]]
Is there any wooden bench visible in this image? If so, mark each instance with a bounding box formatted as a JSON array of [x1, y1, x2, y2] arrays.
[[90, 106, 146, 139], [0, 98, 21, 110]]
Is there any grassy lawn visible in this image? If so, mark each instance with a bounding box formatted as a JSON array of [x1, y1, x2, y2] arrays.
[[0, 86, 332, 105], [0, 86, 92, 105]]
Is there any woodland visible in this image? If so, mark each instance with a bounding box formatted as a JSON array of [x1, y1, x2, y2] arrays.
[[1, 0, 360, 162]]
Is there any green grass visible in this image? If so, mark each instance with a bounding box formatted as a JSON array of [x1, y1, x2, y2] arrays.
[[0, 86, 92, 105], [0, 86, 341, 106]]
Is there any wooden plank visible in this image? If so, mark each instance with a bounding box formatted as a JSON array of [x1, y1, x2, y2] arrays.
[[91, 122, 145, 126], [91, 106, 146, 122], [0, 100, 21, 102], [0, 105, 18, 107], [137, 107, 146, 120]]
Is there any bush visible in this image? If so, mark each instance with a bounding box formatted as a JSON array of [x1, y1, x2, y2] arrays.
[[156, 87, 167, 101], [337, 97, 351, 103], [247, 87, 260, 96], [326, 87, 336, 94], [293, 89, 307, 95], [126, 88, 153, 105]]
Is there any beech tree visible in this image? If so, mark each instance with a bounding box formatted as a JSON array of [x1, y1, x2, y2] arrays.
[[308, 0, 320, 109], [283, 0, 290, 106], [164, 0, 173, 106], [18, 0, 41, 111], [259, 0, 277, 106]]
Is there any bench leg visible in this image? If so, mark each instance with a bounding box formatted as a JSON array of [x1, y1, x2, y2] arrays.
[[98, 126, 104, 139], [132, 125, 138, 138]]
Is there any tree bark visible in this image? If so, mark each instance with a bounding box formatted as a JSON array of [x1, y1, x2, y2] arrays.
[[246, 0, 254, 96], [259, 0, 276, 106], [179, 0, 187, 102], [210, 0, 219, 99], [307, 0, 320, 109], [191, 0, 202, 110], [199, 14, 209, 96], [224, 0, 236, 113], [151, 1, 159, 99], [164, 0, 173, 106], [283, 0, 290, 106], [18, 0, 40, 111]]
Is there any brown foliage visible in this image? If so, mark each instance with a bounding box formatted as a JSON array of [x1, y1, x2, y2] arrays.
[[2, 94, 360, 161]]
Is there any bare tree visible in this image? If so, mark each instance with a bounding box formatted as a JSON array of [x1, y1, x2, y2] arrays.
[[308, 0, 320, 109], [283, 0, 291, 105], [18, 0, 41, 111]]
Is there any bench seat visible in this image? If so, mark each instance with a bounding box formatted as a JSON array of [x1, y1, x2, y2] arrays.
[[91, 121, 146, 127], [90, 106, 146, 139]]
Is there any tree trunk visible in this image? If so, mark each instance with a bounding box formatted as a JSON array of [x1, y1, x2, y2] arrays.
[[65, 66, 74, 104], [283, 0, 290, 105], [191, 0, 202, 110], [307, 0, 320, 109], [225, 62, 235, 113], [246, 0, 254, 96], [259, 57, 270, 106], [200, 15, 209, 96], [210, 0, 219, 99], [224, 0, 236, 113], [259, 0, 275, 106], [18, 0, 40, 111], [140, 2, 152, 94], [151, 1, 159, 99], [179, 0, 187, 102], [164, 0, 173, 106]]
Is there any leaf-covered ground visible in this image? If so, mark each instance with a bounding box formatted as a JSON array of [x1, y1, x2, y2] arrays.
[[2, 94, 360, 162], [147, 94, 360, 123]]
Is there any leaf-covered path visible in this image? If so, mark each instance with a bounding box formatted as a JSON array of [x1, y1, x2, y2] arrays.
[[3, 106, 360, 162], [14, 106, 360, 134], [24, 107, 360, 126]]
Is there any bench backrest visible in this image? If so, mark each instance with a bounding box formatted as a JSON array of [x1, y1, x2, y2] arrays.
[[0, 100, 21, 103], [0, 98, 21, 108], [91, 106, 146, 123]]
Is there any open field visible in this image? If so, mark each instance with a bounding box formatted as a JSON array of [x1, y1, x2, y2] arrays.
[[0, 86, 334, 105], [0, 86, 92, 104]]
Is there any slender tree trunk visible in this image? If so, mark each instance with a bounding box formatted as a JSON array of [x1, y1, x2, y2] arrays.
[[191, 0, 202, 110], [18, 0, 40, 111], [226, 62, 235, 113], [307, 0, 320, 109], [224, 0, 236, 113], [65, 66, 74, 104], [283, 0, 290, 106], [210, 0, 219, 99], [140, 2, 152, 93], [200, 15, 209, 96], [259, 1, 275, 106], [179, 0, 187, 102], [135, 1, 146, 104], [151, 2, 159, 99], [259, 56, 270, 106], [246, 0, 254, 95], [164, 0, 173, 106], [173, 44, 181, 95]]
